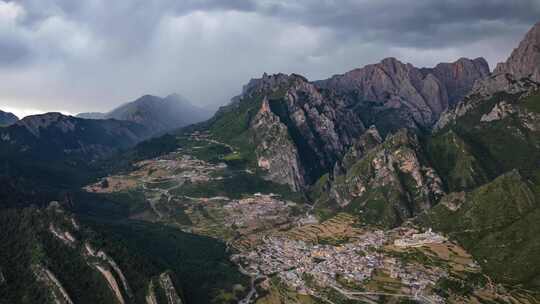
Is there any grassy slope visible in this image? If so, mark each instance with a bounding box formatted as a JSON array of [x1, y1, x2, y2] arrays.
[[425, 130, 489, 192], [419, 170, 540, 288], [206, 96, 264, 165], [428, 91, 540, 192]]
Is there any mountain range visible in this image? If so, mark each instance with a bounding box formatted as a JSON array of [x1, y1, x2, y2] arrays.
[[204, 56, 490, 190], [2, 112, 148, 160]]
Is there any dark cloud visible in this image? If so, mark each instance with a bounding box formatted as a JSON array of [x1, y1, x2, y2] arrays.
[[252, 0, 540, 47], [0, 0, 538, 117]]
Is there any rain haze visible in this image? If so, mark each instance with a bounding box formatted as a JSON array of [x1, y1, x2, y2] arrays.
[[1, 0, 539, 118]]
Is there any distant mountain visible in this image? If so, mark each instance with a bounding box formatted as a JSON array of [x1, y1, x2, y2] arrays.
[[0, 112, 150, 190], [77, 94, 210, 136], [0, 110, 18, 126], [3, 112, 148, 159]]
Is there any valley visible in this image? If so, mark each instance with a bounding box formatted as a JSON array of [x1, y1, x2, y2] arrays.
[[81, 131, 538, 303]]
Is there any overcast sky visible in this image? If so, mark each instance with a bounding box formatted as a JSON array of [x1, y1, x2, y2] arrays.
[[0, 0, 539, 118]]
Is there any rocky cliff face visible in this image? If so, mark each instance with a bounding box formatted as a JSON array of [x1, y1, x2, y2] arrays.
[[316, 128, 444, 227], [250, 97, 306, 191], [210, 73, 365, 189], [494, 21, 540, 82], [316, 57, 489, 130], [428, 57, 491, 105], [0, 110, 18, 126], [436, 22, 540, 131]]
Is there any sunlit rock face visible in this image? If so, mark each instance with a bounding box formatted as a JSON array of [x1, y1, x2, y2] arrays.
[[494, 21, 540, 83], [316, 57, 489, 130]]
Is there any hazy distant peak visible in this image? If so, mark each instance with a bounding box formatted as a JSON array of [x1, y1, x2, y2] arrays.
[[164, 93, 188, 102], [76, 112, 106, 120]]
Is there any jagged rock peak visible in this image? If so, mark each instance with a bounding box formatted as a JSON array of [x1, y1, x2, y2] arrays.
[[316, 56, 489, 126], [241, 72, 309, 96], [494, 21, 540, 82], [428, 57, 490, 104], [433, 57, 489, 70], [435, 21, 540, 131], [335, 125, 383, 175]]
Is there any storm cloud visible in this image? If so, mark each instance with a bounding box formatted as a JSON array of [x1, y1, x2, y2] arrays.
[[0, 0, 539, 117]]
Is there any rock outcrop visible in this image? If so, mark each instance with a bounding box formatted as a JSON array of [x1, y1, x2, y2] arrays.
[[49, 224, 77, 247], [84, 242, 133, 303], [159, 272, 183, 304], [480, 101, 516, 122], [146, 272, 183, 304], [94, 264, 126, 304], [146, 281, 159, 304], [250, 97, 305, 191], [15, 112, 76, 137], [333, 125, 383, 176], [32, 264, 74, 304]]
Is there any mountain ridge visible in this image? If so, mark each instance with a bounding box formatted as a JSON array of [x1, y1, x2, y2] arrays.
[[204, 55, 490, 191], [0, 110, 18, 126]]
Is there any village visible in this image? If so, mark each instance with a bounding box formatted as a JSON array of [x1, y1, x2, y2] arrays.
[[223, 193, 297, 230], [233, 225, 451, 303]]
